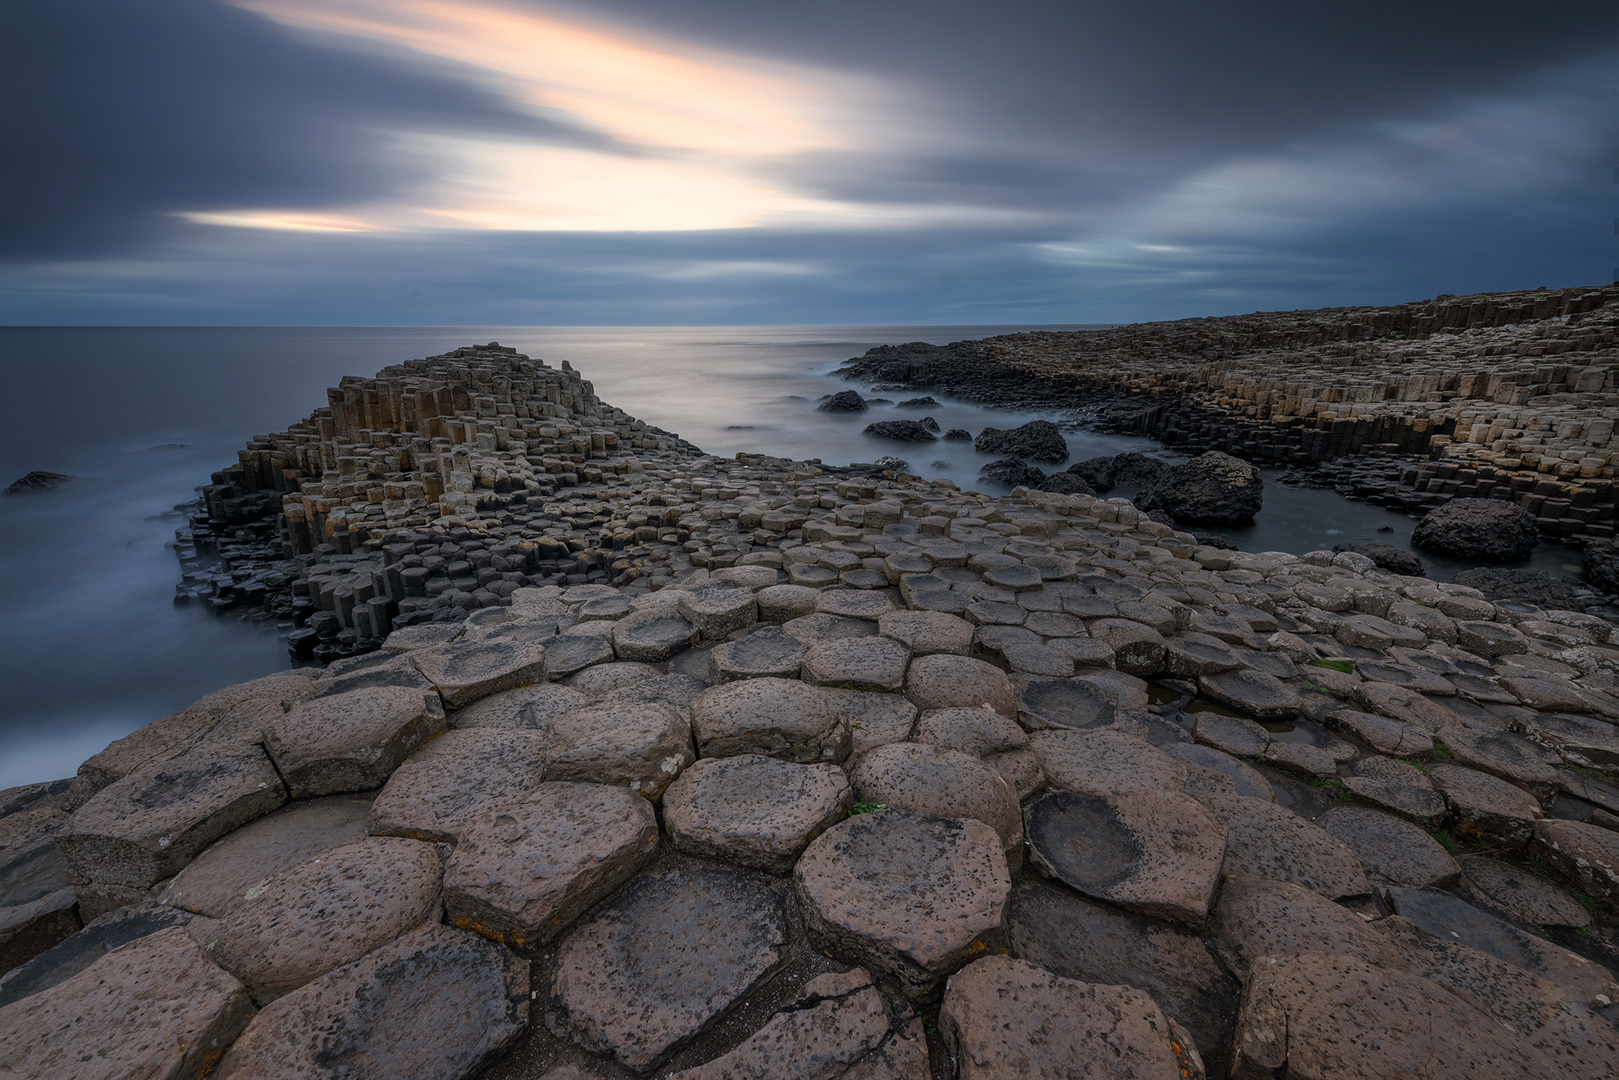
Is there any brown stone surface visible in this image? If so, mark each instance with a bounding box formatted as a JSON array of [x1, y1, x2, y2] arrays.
[[795, 810, 1010, 997], [1428, 763, 1543, 846], [546, 701, 696, 801], [1161, 743, 1273, 800], [0, 926, 251, 1080], [215, 923, 529, 1080], [707, 627, 808, 681], [1210, 873, 1406, 981], [690, 677, 846, 763], [0, 805, 79, 976], [663, 755, 851, 873], [452, 683, 591, 730], [1322, 707, 1434, 756], [824, 689, 919, 755], [910, 707, 1028, 757], [366, 729, 548, 843], [545, 866, 788, 1073], [410, 638, 548, 708], [802, 636, 912, 694], [1458, 855, 1593, 928], [159, 794, 373, 918], [941, 955, 1194, 1080], [1536, 818, 1619, 911], [1315, 805, 1460, 888], [877, 610, 974, 656], [1014, 676, 1116, 731], [1029, 728, 1188, 797], [1198, 668, 1301, 721], [264, 685, 447, 797], [443, 783, 657, 954], [1193, 790, 1370, 899], [904, 654, 1016, 716], [212, 836, 444, 1003], [851, 742, 1023, 857]]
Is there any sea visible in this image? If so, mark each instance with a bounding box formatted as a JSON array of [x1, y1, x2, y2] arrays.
[[0, 326, 1587, 789]]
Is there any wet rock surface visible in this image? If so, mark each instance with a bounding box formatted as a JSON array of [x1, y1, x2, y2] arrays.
[[1412, 497, 1542, 561]]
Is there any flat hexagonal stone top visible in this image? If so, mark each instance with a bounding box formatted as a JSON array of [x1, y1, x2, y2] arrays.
[[264, 685, 447, 798], [366, 729, 549, 844], [1459, 855, 1592, 929], [803, 636, 912, 693], [1193, 791, 1369, 900], [59, 743, 287, 890], [612, 610, 699, 662], [1161, 743, 1273, 801], [159, 794, 373, 918], [877, 610, 974, 656], [213, 836, 444, 1004], [1015, 677, 1116, 731], [1198, 669, 1301, 721], [546, 702, 695, 801], [541, 634, 616, 678], [1025, 789, 1225, 926], [905, 654, 1016, 716], [1315, 805, 1459, 888], [911, 707, 1027, 757], [941, 955, 1195, 1080], [1209, 874, 1407, 981], [677, 584, 758, 638], [815, 588, 896, 621], [0, 926, 251, 1080], [0, 899, 201, 1010], [794, 809, 1010, 997], [851, 743, 1022, 856], [663, 755, 851, 873], [214, 924, 528, 1080], [410, 637, 548, 709], [566, 661, 662, 698], [451, 683, 590, 730], [708, 627, 807, 682], [690, 677, 845, 763], [784, 612, 879, 647], [545, 867, 788, 1073], [443, 783, 657, 955], [1029, 729, 1188, 798]]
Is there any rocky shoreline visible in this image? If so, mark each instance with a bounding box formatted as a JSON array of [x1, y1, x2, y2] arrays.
[[4, 339, 1619, 1078]]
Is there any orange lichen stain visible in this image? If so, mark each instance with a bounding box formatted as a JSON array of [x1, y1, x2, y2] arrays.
[[451, 915, 505, 946], [969, 940, 986, 953]]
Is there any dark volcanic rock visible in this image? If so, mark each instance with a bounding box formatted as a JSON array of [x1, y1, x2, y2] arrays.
[[818, 390, 868, 412], [862, 420, 938, 443], [1585, 538, 1619, 595], [942, 428, 973, 441], [1136, 451, 1263, 525], [1451, 567, 1587, 609], [1065, 452, 1174, 493], [1411, 497, 1539, 561], [973, 420, 1068, 462], [4, 471, 76, 495], [1037, 472, 1096, 496], [978, 457, 1046, 488], [895, 396, 940, 409], [1334, 543, 1424, 576]]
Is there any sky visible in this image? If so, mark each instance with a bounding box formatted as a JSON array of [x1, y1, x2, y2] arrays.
[[2, 0, 1617, 325]]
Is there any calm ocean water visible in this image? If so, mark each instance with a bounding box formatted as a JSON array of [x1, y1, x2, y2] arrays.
[[0, 326, 1585, 788]]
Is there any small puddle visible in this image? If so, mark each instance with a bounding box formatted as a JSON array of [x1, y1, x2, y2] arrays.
[[1181, 697, 1244, 718]]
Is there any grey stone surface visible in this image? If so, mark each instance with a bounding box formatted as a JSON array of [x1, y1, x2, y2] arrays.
[[1029, 728, 1188, 798], [0, 805, 78, 977], [1192, 790, 1371, 899], [1428, 763, 1544, 847], [366, 729, 548, 844], [677, 584, 759, 639], [1014, 677, 1116, 730], [1191, 709, 1270, 757], [911, 707, 1028, 757], [1198, 668, 1302, 720], [612, 610, 700, 661], [690, 677, 846, 763], [1458, 855, 1593, 928], [708, 627, 808, 682], [850, 743, 1023, 857], [546, 701, 695, 801], [1210, 873, 1405, 982], [823, 689, 919, 755], [904, 654, 1016, 716], [452, 683, 591, 730], [802, 636, 911, 693], [410, 638, 548, 708], [663, 755, 851, 873], [877, 610, 974, 656], [1535, 818, 1619, 912], [0, 900, 204, 1010], [1161, 743, 1273, 800], [1315, 805, 1460, 887], [264, 685, 447, 798]]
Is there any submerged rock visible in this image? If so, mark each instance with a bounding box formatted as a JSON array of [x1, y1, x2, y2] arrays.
[[817, 390, 868, 412], [3, 471, 75, 495], [974, 420, 1068, 463], [862, 420, 937, 443]]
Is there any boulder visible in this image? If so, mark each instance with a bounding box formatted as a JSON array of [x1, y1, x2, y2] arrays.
[[708, 627, 808, 681], [1037, 472, 1096, 496], [911, 708, 1028, 757], [1411, 497, 1540, 561], [972, 421, 1068, 463], [862, 420, 937, 442], [818, 390, 868, 412], [451, 683, 591, 730], [663, 755, 851, 873], [1136, 451, 1263, 526], [1584, 537, 1619, 595], [977, 458, 1045, 488], [1029, 728, 1187, 798], [802, 636, 911, 693]]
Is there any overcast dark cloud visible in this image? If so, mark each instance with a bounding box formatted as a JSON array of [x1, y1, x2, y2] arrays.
[[1, 0, 1615, 322]]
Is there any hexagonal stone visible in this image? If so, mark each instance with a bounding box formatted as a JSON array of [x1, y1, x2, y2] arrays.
[[452, 683, 592, 730], [159, 795, 373, 918], [788, 562, 840, 588], [212, 836, 444, 1003], [0, 899, 211, 1010], [612, 610, 700, 662], [1161, 743, 1273, 801], [851, 743, 1022, 858], [0, 805, 78, 976], [1193, 791, 1370, 899], [545, 867, 788, 1072], [1455, 619, 1529, 656], [366, 729, 548, 844], [264, 685, 446, 798], [1264, 739, 1338, 778], [541, 633, 616, 678], [1162, 633, 1242, 678], [1386, 885, 1619, 1006], [784, 613, 879, 647], [214, 923, 528, 1080], [599, 673, 709, 717], [795, 810, 1009, 997], [1428, 763, 1543, 846], [663, 755, 851, 873], [756, 584, 820, 622], [877, 610, 973, 656], [678, 585, 758, 639], [1338, 773, 1446, 827], [1233, 952, 1555, 1079], [1510, 711, 1619, 773], [816, 589, 896, 621], [711, 564, 780, 590], [905, 655, 1016, 716], [690, 677, 846, 763], [1323, 706, 1434, 756], [1438, 725, 1561, 801], [940, 955, 1198, 1080], [547, 702, 695, 801], [443, 783, 657, 954], [1015, 677, 1115, 731], [1024, 789, 1225, 926], [1209, 873, 1406, 983], [409, 638, 548, 709], [576, 594, 633, 621], [911, 708, 1028, 757], [707, 627, 808, 682], [1191, 709, 1269, 757], [0, 927, 251, 1080], [1535, 819, 1619, 913], [1197, 668, 1300, 721], [1007, 879, 1237, 1078], [1030, 729, 1187, 798], [803, 636, 912, 693], [59, 744, 287, 894], [1459, 856, 1592, 929], [1315, 805, 1459, 888], [1084, 619, 1165, 675], [825, 688, 919, 756], [565, 660, 661, 698]]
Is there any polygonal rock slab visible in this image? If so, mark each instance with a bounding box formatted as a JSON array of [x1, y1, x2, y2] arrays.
[[542, 634, 617, 679], [1193, 791, 1370, 899], [452, 683, 591, 730], [941, 955, 1199, 1080], [1015, 677, 1116, 730], [1535, 819, 1619, 913], [546, 702, 695, 801], [1007, 879, 1237, 1078], [545, 867, 788, 1073], [911, 707, 1028, 757], [1315, 805, 1460, 888], [264, 685, 446, 798], [1323, 707, 1434, 757], [662, 755, 851, 873], [1199, 668, 1301, 721], [566, 661, 662, 698], [816, 589, 896, 621], [159, 794, 373, 918], [1024, 789, 1225, 926], [1233, 952, 1555, 1079], [824, 688, 920, 756], [1084, 619, 1166, 675], [1029, 728, 1188, 798], [1161, 743, 1273, 801], [1191, 709, 1270, 757], [1209, 873, 1407, 981], [878, 610, 974, 656], [212, 836, 444, 1003], [1428, 763, 1543, 846], [802, 636, 912, 693], [1459, 855, 1593, 928], [707, 627, 808, 682], [690, 677, 846, 763], [0, 899, 201, 1010], [756, 584, 820, 622], [410, 638, 547, 708], [677, 584, 759, 639], [0, 927, 251, 1080], [0, 805, 79, 976], [795, 809, 1010, 997], [214, 923, 528, 1080], [366, 729, 548, 844], [59, 743, 287, 891], [905, 654, 1016, 716], [850, 743, 1023, 858], [784, 612, 879, 646], [444, 783, 657, 954], [1438, 724, 1561, 801], [613, 610, 700, 662]]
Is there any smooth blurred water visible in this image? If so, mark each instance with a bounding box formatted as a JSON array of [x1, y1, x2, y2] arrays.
[[0, 325, 1586, 788]]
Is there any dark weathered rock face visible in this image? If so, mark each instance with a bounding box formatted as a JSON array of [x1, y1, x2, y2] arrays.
[[3, 471, 76, 495], [1585, 537, 1619, 594], [817, 390, 868, 413], [978, 457, 1045, 488], [861, 420, 937, 442], [1334, 542, 1424, 576], [1065, 451, 1176, 494], [1135, 450, 1263, 525], [1412, 497, 1540, 560], [974, 420, 1068, 463]]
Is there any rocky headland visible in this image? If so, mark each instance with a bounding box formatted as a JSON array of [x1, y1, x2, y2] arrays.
[[4, 336, 1619, 1078]]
